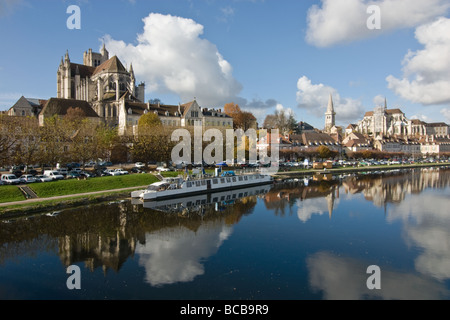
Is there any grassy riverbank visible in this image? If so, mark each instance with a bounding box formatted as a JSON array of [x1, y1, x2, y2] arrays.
[[30, 173, 158, 198]]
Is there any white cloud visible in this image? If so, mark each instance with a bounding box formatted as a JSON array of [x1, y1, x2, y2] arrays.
[[305, 0, 450, 48], [104, 13, 243, 107], [410, 114, 434, 123], [387, 192, 450, 280], [136, 222, 233, 286], [307, 251, 448, 299], [373, 95, 386, 107], [387, 17, 450, 106], [441, 108, 450, 123], [296, 76, 365, 126], [0, 0, 28, 17]]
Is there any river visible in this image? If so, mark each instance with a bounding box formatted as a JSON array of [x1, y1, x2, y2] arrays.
[[0, 167, 449, 300]]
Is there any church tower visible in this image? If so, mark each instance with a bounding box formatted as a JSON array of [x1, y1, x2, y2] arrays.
[[325, 93, 336, 133]]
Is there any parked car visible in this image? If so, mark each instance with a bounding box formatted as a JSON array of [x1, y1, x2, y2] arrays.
[[131, 167, 145, 173], [57, 168, 69, 176], [156, 166, 171, 172], [10, 170, 23, 178], [114, 168, 129, 175], [104, 169, 122, 176], [80, 171, 95, 178], [1, 174, 22, 185], [66, 171, 81, 179], [43, 170, 65, 181], [35, 175, 53, 183], [20, 174, 38, 183], [135, 162, 145, 168]]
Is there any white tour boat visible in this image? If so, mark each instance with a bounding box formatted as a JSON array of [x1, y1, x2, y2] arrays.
[[131, 171, 273, 201]]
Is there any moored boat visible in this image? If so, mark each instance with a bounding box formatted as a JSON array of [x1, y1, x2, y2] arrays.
[[131, 171, 273, 201]]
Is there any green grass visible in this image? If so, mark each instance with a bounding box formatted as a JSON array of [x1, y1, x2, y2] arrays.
[[0, 185, 26, 203], [29, 174, 159, 198]]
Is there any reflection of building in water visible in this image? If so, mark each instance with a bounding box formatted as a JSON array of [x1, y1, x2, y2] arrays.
[[342, 168, 450, 208], [58, 209, 136, 273], [54, 186, 264, 274], [265, 180, 339, 220]]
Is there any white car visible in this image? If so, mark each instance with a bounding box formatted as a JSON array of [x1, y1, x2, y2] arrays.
[[114, 169, 129, 175], [135, 162, 145, 168], [156, 166, 171, 172], [1, 174, 21, 185], [20, 174, 38, 183], [104, 169, 122, 176], [35, 175, 53, 183], [43, 170, 65, 181]]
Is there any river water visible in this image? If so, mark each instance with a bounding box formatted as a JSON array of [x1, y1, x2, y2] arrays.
[[0, 167, 449, 300]]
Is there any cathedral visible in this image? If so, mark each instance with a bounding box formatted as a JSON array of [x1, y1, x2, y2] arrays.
[[50, 45, 232, 135], [56, 45, 145, 126]]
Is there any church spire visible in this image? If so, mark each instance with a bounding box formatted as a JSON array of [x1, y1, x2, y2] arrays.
[[384, 97, 387, 110], [129, 63, 135, 78], [327, 93, 334, 113], [325, 93, 336, 133], [64, 50, 70, 62]]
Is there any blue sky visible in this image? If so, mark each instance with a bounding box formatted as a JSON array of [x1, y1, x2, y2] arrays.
[[1, 0, 450, 129]]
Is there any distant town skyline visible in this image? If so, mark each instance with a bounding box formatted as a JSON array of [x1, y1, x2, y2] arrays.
[[1, 0, 450, 129]]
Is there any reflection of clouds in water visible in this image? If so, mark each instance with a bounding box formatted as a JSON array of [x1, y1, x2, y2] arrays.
[[387, 193, 450, 280], [136, 222, 232, 286], [307, 251, 448, 300], [296, 195, 339, 223]]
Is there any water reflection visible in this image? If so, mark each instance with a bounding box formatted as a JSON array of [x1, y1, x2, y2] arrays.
[[307, 251, 449, 300], [387, 192, 450, 281], [0, 167, 449, 299], [0, 185, 268, 283], [136, 221, 232, 286], [264, 167, 450, 222]]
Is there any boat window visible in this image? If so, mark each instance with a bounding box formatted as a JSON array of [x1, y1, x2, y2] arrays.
[[187, 182, 192, 188], [187, 201, 192, 206], [227, 178, 231, 183], [213, 179, 218, 184], [244, 176, 248, 181], [232, 177, 236, 182], [201, 181, 206, 186], [220, 196, 225, 201], [221, 178, 225, 183], [238, 177, 243, 181], [213, 197, 218, 202], [239, 193, 243, 197], [232, 194, 236, 199], [196, 181, 201, 187]]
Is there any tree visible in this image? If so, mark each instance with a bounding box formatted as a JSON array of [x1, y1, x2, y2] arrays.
[[0, 115, 24, 166], [38, 115, 71, 168], [10, 117, 41, 168], [224, 102, 257, 130], [263, 114, 277, 130], [148, 98, 163, 105], [138, 112, 162, 134], [263, 109, 298, 135], [317, 146, 333, 159]]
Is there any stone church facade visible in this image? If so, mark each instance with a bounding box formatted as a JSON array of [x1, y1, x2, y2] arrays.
[[56, 45, 145, 127], [52, 45, 232, 135]]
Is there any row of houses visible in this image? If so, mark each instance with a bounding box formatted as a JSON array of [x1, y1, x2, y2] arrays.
[[257, 129, 450, 158]]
